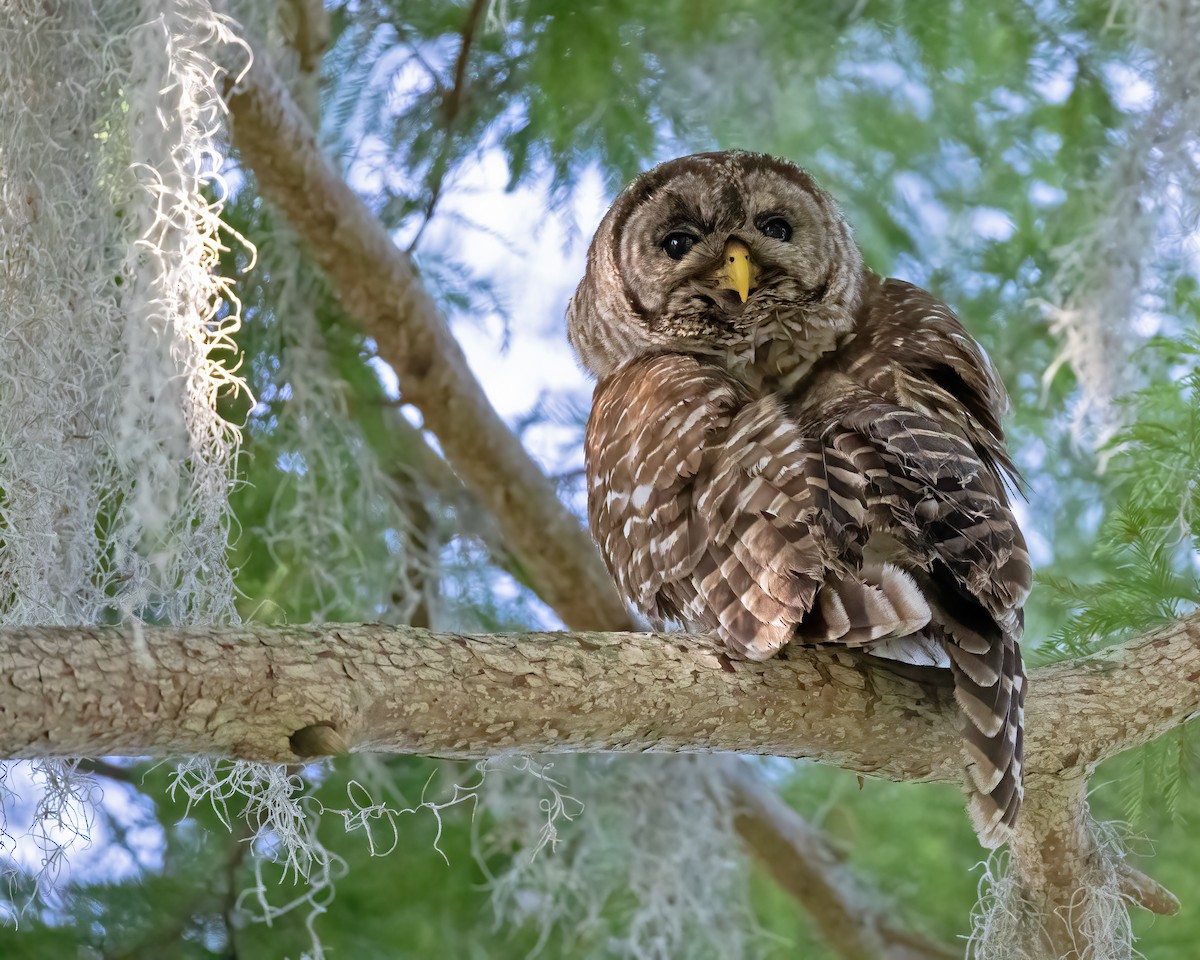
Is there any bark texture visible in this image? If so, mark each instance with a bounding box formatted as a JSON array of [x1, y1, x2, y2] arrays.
[[0, 623, 956, 767], [2, 616, 1196, 776]]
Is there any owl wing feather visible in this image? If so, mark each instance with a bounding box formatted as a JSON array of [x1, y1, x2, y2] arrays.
[[820, 277, 1031, 843], [588, 354, 878, 659], [692, 398, 871, 656], [586, 354, 732, 622], [828, 394, 1027, 842]]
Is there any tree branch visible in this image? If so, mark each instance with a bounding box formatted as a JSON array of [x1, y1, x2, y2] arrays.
[[406, 0, 491, 252], [725, 758, 957, 960], [442, 0, 488, 126], [6, 615, 1189, 956], [2, 616, 1196, 779], [222, 54, 636, 634], [0, 615, 1192, 957], [0, 623, 953, 768], [1025, 614, 1200, 769], [375, 404, 525, 581]]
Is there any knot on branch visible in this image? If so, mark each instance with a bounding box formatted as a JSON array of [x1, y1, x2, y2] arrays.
[[290, 722, 349, 758]]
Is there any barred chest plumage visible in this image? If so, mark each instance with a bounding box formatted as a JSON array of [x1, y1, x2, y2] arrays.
[[714, 309, 852, 396]]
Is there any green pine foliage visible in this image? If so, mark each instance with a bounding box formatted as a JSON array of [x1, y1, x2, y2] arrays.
[[1035, 314, 1200, 831], [1042, 318, 1200, 659]]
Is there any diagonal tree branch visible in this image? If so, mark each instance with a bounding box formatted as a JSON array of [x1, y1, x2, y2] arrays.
[[406, 0, 491, 252], [724, 758, 957, 960], [222, 55, 636, 635]]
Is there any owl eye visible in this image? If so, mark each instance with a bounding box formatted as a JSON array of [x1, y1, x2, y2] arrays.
[[661, 232, 697, 260], [759, 218, 793, 242]]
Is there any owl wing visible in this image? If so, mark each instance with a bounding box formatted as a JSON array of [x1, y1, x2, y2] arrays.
[[814, 277, 1031, 844], [585, 350, 986, 664], [587, 353, 903, 660], [586, 354, 730, 625], [820, 393, 1028, 844]]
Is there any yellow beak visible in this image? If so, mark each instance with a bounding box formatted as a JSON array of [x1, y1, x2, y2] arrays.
[[715, 239, 758, 303]]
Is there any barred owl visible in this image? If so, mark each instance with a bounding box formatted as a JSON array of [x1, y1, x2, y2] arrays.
[[567, 151, 1030, 846]]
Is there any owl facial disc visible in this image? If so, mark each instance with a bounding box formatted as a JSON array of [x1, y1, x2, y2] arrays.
[[566, 150, 866, 381]]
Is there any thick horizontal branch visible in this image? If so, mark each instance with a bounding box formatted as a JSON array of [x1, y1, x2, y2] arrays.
[[223, 51, 635, 634], [0, 623, 956, 770], [4, 615, 1198, 774]]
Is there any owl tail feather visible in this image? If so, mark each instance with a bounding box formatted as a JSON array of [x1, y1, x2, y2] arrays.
[[950, 633, 1025, 848]]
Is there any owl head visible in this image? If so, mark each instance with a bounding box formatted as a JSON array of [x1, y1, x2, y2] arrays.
[[567, 151, 865, 380]]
